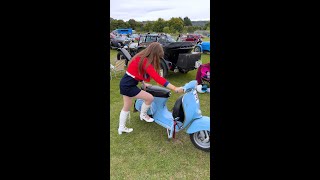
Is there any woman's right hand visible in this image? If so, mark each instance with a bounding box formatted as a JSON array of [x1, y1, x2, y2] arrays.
[[175, 87, 184, 93]]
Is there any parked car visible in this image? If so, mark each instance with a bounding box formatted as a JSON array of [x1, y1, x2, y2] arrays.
[[194, 40, 210, 54], [110, 35, 133, 49], [116, 40, 139, 64], [117, 33, 201, 77], [110, 33, 116, 39], [195, 34, 204, 38], [129, 34, 140, 41], [113, 28, 133, 35], [181, 34, 202, 42]]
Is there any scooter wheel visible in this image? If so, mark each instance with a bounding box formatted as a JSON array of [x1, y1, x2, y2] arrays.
[[190, 130, 210, 152]]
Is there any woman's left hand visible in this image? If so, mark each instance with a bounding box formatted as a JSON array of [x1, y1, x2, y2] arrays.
[[143, 82, 152, 87], [142, 82, 152, 90]]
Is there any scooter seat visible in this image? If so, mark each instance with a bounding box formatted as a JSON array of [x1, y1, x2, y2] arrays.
[[144, 85, 171, 98], [172, 95, 185, 123]]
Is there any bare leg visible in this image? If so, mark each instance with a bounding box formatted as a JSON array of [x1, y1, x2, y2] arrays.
[[134, 90, 154, 122], [134, 90, 154, 105], [122, 95, 133, 111]]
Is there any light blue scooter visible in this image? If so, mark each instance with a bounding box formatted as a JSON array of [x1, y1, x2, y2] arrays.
[[134, 80, 210, 152]]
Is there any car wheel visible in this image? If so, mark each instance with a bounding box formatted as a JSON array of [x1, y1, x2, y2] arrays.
[[117, 51, 126, 60], [194, 46, 201, 52], [178, 68, 189, 74], [160, 60, 168, 78]]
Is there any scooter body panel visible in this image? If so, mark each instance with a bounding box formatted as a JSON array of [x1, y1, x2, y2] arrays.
[[181, 89, 203, 129], [135, 97, 177, 136], [134, 80, 210, 140], [186, 116, 210, 134], [135, 98, 157, 115], [153, 107, 174, 129]]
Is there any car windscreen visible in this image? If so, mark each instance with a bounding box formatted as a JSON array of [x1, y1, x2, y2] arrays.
[[145, 36, 157, 42], [139, 36, 145, 43], [116, 37, 126, 40], [166, 35, 176, 42], [158, 35, 176, 43]]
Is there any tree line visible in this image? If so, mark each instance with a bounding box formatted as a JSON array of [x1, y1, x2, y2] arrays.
[[110, 17, 210, 34]]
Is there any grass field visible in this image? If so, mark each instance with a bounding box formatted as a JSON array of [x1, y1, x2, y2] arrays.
[[202, 36, 210, 42], [109, 48, 211, 179]]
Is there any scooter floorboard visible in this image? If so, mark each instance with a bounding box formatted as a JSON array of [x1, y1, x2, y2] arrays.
[[153, 109, 174, 130]]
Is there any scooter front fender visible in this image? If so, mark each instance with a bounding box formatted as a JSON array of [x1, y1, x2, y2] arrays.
[[186, 116, 210, 134]]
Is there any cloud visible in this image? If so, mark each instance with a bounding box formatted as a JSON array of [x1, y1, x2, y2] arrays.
[[110, 0, 210, 21], [145, 7, 172, 13]]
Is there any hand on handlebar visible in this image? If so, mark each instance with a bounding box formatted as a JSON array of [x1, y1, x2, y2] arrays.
[[142, 82, 152, 91], [175, 87, 184, 93], [143, 82, 152, 87]]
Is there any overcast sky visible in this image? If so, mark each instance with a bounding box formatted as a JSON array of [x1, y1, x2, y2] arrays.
[[110, 0, 210, 22]]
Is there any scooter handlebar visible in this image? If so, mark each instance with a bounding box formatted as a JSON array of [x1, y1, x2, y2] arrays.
[[183, 80, 198, 92]]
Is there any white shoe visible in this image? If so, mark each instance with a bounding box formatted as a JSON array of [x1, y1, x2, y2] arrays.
[[140, 102, 154, 122], [118, 127, 133, 135], [118, 110, 133, 135]]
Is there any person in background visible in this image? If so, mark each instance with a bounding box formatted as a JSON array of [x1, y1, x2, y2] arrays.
[[176, 34, 181, 41]]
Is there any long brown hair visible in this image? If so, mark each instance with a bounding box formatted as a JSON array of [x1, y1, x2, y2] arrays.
[[131, 42, 164, 75]]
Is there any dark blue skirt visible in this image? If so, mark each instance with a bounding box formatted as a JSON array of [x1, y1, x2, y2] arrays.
[[119, 73, 141, 97]]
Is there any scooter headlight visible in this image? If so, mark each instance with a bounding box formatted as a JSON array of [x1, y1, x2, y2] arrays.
[[196, 85, 206, 93]]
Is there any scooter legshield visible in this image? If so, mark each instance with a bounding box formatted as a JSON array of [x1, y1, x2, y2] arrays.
[[134, 99, 157, 115], [186, 116, 210, 134]]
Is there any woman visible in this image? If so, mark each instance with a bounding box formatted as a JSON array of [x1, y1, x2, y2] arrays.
[[118, 42, 184, 135]]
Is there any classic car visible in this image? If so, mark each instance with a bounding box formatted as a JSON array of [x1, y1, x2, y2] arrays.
[[129, 34, 140, 41], [110, 35, 133, 49], [181, 34, 202, 42], [117, 33, 201, 77], [194, 41, 210, 54]]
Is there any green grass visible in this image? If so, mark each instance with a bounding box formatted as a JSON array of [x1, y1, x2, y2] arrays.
[[202, 36, 210, 42], [110, 48, 211, 179]]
